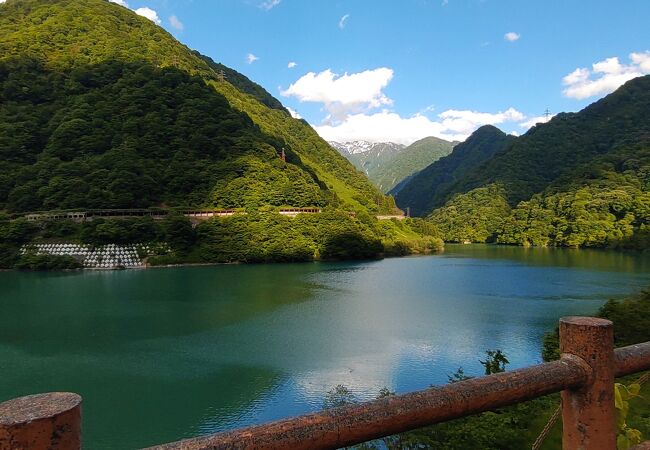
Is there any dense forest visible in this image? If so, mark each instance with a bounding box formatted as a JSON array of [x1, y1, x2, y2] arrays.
[[0, 0, 395, 215], [0, 212, 443, 269], [0, 59, 326, 212], [395, 77, 650, 249], [425, 143, 650, 249]]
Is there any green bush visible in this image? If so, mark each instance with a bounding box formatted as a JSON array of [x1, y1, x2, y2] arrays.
[[14, 252, 82, 270]]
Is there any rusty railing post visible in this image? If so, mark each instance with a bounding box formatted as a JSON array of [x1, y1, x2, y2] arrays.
[[0, 392, 82, 450], [560, 316, 616, 450]]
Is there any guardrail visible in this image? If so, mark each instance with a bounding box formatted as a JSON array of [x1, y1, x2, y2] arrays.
[[20, 208, 325, 222], [1, 316, 649, 449]]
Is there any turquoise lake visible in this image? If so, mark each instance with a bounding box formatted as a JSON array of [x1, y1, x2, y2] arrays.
[[1, 245, 649, 449]]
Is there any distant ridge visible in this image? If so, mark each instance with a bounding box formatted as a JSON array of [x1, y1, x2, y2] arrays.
[[376, 136, 455, 193], [331, 137, 455, 194]]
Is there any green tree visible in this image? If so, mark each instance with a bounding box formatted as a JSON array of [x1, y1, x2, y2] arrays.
[[480, 350, 510, 375]]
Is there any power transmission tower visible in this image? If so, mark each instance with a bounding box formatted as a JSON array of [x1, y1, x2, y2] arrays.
[[544, 108, 551, 121]]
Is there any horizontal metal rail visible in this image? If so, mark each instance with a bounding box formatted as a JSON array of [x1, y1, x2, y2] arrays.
[[147, 341, 650, 450], [19, 207, 327, 222], [615, 342, 650, 378]]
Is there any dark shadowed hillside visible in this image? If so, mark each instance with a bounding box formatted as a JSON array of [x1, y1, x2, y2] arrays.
[[393, 126, 514, 216]]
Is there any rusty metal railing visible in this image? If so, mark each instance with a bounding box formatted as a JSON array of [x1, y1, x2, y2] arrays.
[[1, 316, 649, 450]]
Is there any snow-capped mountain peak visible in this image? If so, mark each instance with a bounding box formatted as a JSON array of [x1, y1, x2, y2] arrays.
[[329, 140, 404, 155]]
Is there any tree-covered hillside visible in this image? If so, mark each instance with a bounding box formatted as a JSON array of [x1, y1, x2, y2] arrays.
[[413, 77, 650, 249], [446, 76, 650, 207], [496, 145, 650, 249], [0, 59, 326, 211], [393, 126, 514, 216], [0, 0, 395, 214]]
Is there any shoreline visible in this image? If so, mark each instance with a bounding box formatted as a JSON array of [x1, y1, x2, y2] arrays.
[[2, 252, 433, 273], [4, 243, 648, 273]]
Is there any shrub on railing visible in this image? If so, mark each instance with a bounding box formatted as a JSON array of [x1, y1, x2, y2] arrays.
[[616, 382, 644, 449]]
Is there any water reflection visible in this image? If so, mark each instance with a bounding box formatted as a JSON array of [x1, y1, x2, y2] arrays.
[[444, 243, 650, 273], [1, 247, 649, 449]]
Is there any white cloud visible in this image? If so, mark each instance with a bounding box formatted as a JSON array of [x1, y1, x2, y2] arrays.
[[286, 66, 530, 144], [419, 104, 436, 114], [287, 107, 302, 120], [259, 0, 281, 10], [107, 1, 169, 28], [281, 68, 393, 120], [438, 108, 524, 134], [339, 14, 350, 29], [518, 114, 554, 129], [169, 15, 184, 31], [562, 51, 650, 99], [314, 107, 525, 145], [247, 53, 259, 64], [504, 32, 520, 42], [631, 51, 650, 72], [288, 61, 297, 69], [135, 7, 161, 24]]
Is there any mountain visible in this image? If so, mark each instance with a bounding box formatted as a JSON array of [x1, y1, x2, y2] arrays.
[[420, 76, 650, 248], [330, 141, 405, 187], [428, 76, 650, 209], [331, 137, 455, 194], [0, 0, 395, 214], [375, 136, 455, 194], [393, 126, 514, 216], [330, 141, 405, 157]]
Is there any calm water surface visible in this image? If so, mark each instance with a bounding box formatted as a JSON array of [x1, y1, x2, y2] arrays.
[[1, 245, 649, 448]]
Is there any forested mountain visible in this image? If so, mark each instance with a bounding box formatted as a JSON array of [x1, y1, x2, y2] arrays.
[[330, 141, 404, 157], [409, 76, 650, 248], [436, 75, 650, 207], [0, 0, 395, 214], [393, 126, 514, 216], [332, 137, 455, 194]]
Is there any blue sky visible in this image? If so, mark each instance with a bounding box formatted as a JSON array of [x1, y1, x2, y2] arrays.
[[109, 0, 650, 144]]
